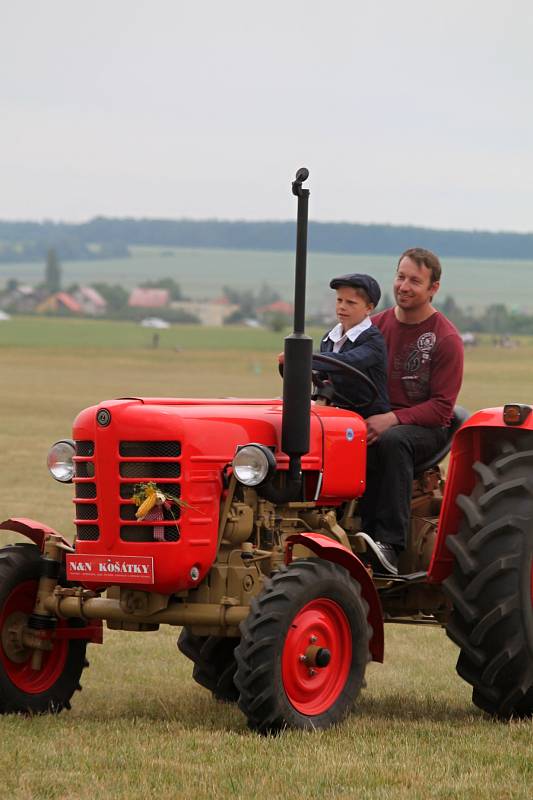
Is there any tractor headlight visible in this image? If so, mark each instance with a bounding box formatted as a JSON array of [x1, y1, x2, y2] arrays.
[[47, 439, 76, 483], [232, 444, 277, 487]]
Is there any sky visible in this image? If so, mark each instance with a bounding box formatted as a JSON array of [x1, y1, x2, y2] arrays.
[[1, 1, 532, 231]]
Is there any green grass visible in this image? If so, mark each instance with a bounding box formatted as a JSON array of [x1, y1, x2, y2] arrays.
[[0, 315, 335, 353], [0, 315, 304, 351], [1, 321, 533, 798]]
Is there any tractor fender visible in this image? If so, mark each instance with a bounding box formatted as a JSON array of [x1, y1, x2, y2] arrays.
[[0, 517, 72, 551], [285, 532, 384, 663], [429, 407, 533, 583], [0, 517, 103, 644]]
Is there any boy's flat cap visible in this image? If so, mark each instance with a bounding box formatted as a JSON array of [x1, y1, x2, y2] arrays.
[[329, 273, 381, 306]]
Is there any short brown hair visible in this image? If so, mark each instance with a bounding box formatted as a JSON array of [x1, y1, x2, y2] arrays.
[[397, 248, 441, 284]]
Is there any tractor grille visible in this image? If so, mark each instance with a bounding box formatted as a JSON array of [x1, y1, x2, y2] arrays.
[[119, 461, 181, 479], [74, 440, 99, 540], [119, 482, 180, 500], [75, 503, 98, 520], [75, 482, 96, 499], [75, 461, 95, 478], [76, 525, 99, 541], [120, 525, 180, 543], [119, 440, 182, 543], [76, 441, 94, 457], [119, 441, 181, 458]]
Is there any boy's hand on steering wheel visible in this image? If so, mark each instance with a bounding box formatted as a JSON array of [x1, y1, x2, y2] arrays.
[[366, 412, 399, 445]]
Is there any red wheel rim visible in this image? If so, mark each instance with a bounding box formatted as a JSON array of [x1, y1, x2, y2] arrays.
[[282, 598, 352, 715], [0, 580, 68, 694]]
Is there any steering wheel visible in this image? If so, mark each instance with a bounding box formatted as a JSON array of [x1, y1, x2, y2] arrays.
[[311, 353, 379, 411], [279, 353, 379, 412]]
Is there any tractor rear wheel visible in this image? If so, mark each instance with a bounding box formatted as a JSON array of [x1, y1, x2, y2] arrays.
[[444, 442, 533, 718], [234, 559, 370, 733], [177, 629, 239, 702], [0, 543, 88, 714]]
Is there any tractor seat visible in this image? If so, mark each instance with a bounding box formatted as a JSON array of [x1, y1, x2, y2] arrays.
[[415, 405, 470, 474]]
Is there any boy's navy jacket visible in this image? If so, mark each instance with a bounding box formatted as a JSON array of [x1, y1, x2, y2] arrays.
[[314, 324, 390, 418]]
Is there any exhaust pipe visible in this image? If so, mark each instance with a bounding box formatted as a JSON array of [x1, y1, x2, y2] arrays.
[[261, 168, 313, 503]]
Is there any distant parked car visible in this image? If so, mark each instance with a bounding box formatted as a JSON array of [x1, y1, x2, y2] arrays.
[[140, 317, 170, 329], [460, 331, 477, 347]]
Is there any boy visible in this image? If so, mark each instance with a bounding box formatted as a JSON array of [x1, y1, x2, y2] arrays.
[[315, 273, 390, 418]]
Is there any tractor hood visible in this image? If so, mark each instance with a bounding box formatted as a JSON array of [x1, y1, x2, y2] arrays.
[[73, 396, 366, 501]]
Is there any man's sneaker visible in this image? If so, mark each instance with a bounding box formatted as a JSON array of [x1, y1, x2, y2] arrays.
[[356, 532, 399, 576]]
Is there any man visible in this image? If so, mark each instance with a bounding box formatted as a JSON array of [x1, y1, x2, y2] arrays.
[[357, 247, 464, 576]]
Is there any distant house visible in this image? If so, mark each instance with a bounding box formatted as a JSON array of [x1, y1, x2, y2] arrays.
[[128, 288, 170, 308], [36, 292, 82, 315], [0, 284, 41, 313], [170, 299, 240, 326], [255, 300, 294, 331], [256, 300, 294, 317], [73, 286, 107, 316]]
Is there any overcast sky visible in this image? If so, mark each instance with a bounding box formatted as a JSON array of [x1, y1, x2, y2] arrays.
[[1, 1, 532, 231]]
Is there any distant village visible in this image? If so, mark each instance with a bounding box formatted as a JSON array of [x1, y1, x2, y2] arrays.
[[0, 282, 297, 327], [0, 248, 296, 329], [1, 249, 529, 340]]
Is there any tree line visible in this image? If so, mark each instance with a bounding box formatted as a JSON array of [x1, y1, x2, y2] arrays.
[[0, 218, 532, 261]]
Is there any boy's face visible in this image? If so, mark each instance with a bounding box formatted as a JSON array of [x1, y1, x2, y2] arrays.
[[335, 286, 373, 332]]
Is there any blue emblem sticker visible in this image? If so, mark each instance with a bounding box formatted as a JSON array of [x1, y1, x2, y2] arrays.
[[346, 428, 354, 442]]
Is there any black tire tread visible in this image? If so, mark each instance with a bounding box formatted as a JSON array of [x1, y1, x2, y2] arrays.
[[444, 444, 533, 718], [177, 629, 239, 702]]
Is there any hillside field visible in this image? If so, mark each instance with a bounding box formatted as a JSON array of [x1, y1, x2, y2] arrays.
[[0, 317, 532, 799], [2, 245, 533, 313]]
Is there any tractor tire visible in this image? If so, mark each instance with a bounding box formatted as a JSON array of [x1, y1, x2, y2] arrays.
[[234, 559, 371, 733], [0, 543, 88, 714], [177, 628, 239, 702], [444, 442, 533, 718]]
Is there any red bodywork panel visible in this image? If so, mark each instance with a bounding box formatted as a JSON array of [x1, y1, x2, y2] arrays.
[[285, 533, 384, 663], [0, 517, 72, 551], [72, 398, 367, 595], [428, 407, 533, 583]]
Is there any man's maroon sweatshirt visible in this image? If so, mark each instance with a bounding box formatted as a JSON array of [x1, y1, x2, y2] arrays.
[[372, 308, 464, 428]]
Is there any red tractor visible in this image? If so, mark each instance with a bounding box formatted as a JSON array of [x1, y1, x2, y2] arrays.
[[1, 170, 533, 732]]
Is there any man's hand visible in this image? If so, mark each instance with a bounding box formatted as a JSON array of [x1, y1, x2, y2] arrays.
[[366, 411, 399, 445], [278, 352, 284, 365]]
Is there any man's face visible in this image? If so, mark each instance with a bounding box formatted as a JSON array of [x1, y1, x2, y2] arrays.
[[335, 287, 373, 332], [393, 256, 439, 311]]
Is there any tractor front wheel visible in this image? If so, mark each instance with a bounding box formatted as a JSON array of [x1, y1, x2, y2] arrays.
[[0, 543, 88, 714], [234, 559, 371, 733], [444, 441, 533, 718]]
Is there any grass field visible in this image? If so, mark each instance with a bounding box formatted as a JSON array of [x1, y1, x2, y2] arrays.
[[2, 245, 533, 312], [1, 318, 532, 799]]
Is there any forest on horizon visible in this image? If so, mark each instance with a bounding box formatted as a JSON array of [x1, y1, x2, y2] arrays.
[[0, 217, 532, 263]]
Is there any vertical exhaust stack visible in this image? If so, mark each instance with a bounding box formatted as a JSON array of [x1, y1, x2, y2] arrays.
[[281, 168, 313, 484]]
